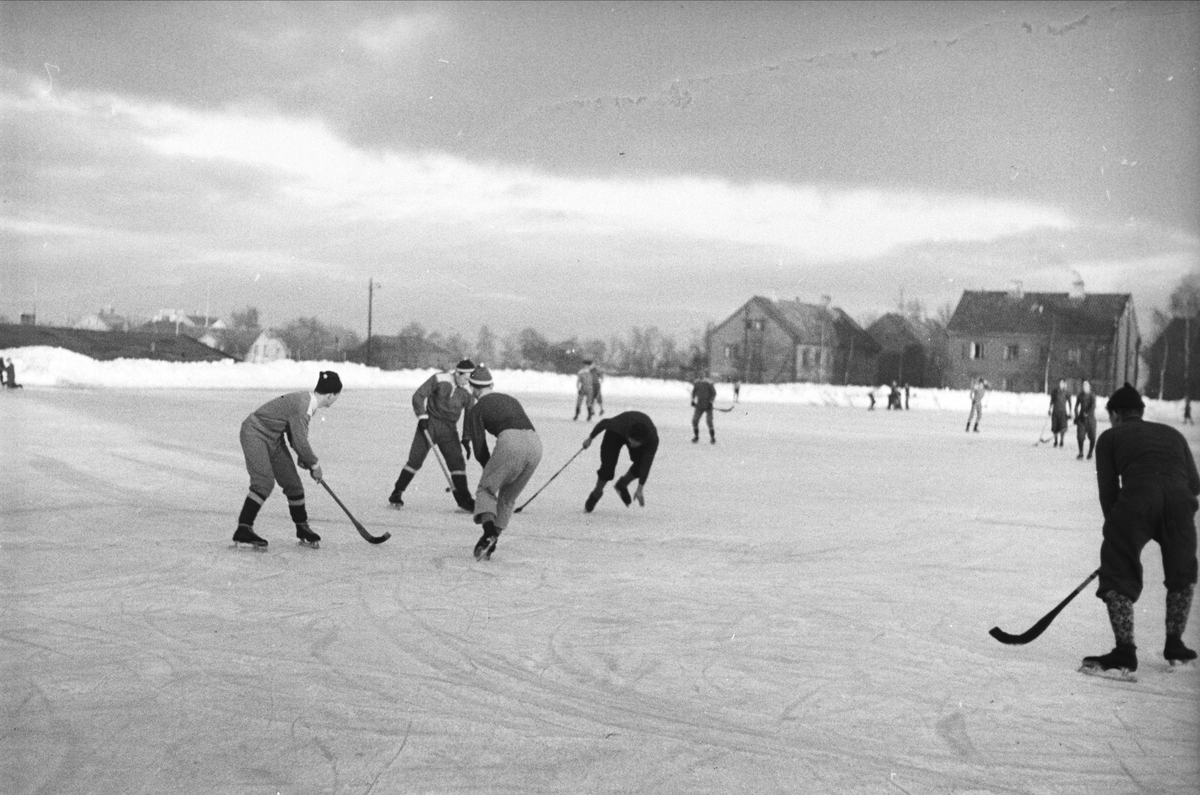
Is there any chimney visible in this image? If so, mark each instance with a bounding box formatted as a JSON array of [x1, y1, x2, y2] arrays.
[[1069, 274, 1085, 303]]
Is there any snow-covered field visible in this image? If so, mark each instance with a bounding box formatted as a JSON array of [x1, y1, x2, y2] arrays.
[[2, 349, 1197, 794]]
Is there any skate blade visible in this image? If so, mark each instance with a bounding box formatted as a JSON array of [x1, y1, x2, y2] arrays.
[[387, 502, 403, 510], [1078, 664, 1137, 682], [297, 540, 320, 549], [232, 541, 268, 551], [1166, 659, 1196, 670]]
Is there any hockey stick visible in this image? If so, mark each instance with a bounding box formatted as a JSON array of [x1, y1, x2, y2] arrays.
[[423, 428, 456, 493], [514, 445, 586, 513], [989, 568, 1099, 645], [716, 404, 737, 413], [1034, 415, 1052, 446], [318, 478, 390, 544]]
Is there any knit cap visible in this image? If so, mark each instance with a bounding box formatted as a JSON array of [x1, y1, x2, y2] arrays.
[[455, 358, 476, 373], [469, 366, 494, 388], [315, 370, 343, 394], [1105, 382, 1144, 412]]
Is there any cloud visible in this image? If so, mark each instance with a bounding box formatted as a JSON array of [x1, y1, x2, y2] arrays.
[[350, 12, 442, 60]]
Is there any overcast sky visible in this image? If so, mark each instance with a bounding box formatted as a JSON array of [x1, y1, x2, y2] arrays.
[[2, 0, 1197, 341]]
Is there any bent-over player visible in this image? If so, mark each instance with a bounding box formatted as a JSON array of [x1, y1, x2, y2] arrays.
[[463, 366, 543, 561], [582, 410, 659, 512], [1081, 383, 1199, 678]]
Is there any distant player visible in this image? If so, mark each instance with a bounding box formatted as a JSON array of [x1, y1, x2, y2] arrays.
[[462, 366, 543, 561], [1049, 379, 1072, 448], [1073, 379, 1098, 460], [574, 359, 603, 421], [1080, 383, 1199, 679], [581, 410, 659, 512], [233, 371, 342, 549], [388, 359, 476, 511], [965, 378, 988, 432], [691, 372, 717, 444]]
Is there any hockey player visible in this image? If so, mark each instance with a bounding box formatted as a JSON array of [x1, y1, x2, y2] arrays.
[[233, 370, 342, 548], [1081, 383, 1200, 678], [581, 410, 659, 512], [691, 373, 717, 443], [573, 359, 603, 421], [1074, 379, 1098, 460], [965, 378, 988, 432], [1049, 379, 1072, 448], [462, 366, 543, 561], [388, 359, 477, 511]]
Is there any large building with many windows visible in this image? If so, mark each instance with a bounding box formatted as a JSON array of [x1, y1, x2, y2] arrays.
[[945, 284, 1139, 395]]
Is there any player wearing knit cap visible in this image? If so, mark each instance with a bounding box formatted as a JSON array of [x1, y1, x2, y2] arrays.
[[462, 366, 542, 560], [233, 371, 342, 549], [1081, 383, 1200, 679], [388, 358, 477, 511]]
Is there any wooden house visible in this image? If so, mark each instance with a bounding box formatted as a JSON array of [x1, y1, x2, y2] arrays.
[[866, 313, 948, 388], [707, 296, 879, 384]]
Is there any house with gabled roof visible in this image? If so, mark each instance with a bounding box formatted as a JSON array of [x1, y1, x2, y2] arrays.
[[866, 313, 948, 388], [945, 281, 1139, 395], [707, 296, 879, 384]]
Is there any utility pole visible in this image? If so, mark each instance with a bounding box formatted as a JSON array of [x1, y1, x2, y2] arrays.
[[366, 277, 375, 367]]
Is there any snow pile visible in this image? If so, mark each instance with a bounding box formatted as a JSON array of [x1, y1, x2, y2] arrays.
[[0, 344, 1186, 420]]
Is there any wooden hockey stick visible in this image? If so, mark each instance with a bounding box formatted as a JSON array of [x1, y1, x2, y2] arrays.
[[989, 569, 1099, 645], [514, 446, 586, 513], [319, 478, 390, 544], [423, 428, 456, 493]]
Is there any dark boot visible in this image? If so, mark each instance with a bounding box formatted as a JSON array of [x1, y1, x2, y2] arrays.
[[614, 479, 633, 507], [233, 524, 267, 547], [389, 469, 415, 506], [473, 521, 500, 561], [1080, 643, 1138, 677], [584, 489, 603, 513], [296, 522, 320, 548], [451, 474, 475, 512], [1164, 635, 1197, 664]]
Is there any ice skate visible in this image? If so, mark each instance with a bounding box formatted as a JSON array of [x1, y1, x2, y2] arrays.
[[1079, 643, 1138, 681], [1165, 635, 1197, 668], [296, 522, 320, 549], [584, 489, 602, 513], [473, 529, 498, 561], [387, 489, 404, 509], [614, 481, 632, 507], [232, 524, 268, 548]]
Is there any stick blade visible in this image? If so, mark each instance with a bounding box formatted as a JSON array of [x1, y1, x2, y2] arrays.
[[989, 626, 1032, 645]]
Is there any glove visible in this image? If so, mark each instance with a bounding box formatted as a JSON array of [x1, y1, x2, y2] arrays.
[[462, 438, 472, 460], [417, 417, 429, 433]]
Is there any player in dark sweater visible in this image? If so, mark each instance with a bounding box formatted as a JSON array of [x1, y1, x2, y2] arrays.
[[1081, 383, 1200, 677], [691, 374, 717, 444], [1073, 379, 1098, 460], [462, 366, 542, 560], [581, 410, 659, 512]]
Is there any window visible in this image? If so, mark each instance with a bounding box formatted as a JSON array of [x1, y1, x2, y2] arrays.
[[801, 348, 811, 368], [723, 345, 735, 360], [963, 342, 984, 360], [752, 319, 765, 331], [1066, 347, 1081, 364], [1004, 344, 1020, 360]]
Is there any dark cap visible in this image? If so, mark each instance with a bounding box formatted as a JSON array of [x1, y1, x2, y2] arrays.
[[315, 370, 343, 394], [1105, 382, 1144, 412], [455, 358, 476, 373]]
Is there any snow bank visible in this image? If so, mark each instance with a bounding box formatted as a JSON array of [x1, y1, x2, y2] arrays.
[[1, 344, 1188, 421]]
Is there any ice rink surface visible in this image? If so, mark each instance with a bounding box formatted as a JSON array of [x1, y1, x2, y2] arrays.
[[2, 386, 1198, 794]]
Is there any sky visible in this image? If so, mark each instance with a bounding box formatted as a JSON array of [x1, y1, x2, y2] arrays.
[[1, 0, 1197, 342]]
